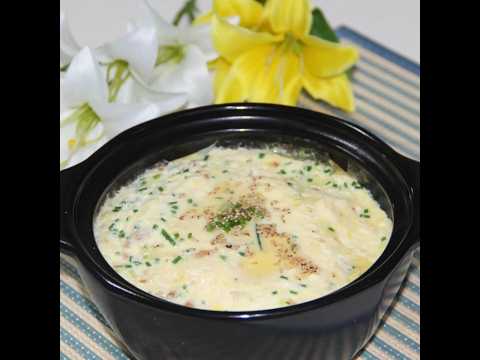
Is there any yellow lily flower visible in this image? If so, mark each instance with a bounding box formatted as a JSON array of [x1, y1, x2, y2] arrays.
[[206, 0, 359, 112]]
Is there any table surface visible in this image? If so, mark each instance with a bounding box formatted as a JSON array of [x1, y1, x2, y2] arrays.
[[59, 0, 420, 64]]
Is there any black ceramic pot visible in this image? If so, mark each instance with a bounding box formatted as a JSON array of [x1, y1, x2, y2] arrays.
[[60, 104, 420, 360]]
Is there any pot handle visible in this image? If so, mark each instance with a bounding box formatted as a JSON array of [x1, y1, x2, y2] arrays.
[[396, 153, 420, 250], [60, 162, 90, 256]]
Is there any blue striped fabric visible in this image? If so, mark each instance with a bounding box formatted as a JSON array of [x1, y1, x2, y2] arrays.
[[60, 26, 420, 360]]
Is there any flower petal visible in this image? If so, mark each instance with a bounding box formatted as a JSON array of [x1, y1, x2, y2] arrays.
[[149, 45, 214, 106], [62, 47, 108, 108], [248, 47, 302, 105], [212, 15, 282, 63], [193, 11, 214, 26], [215, 45, 274, 103], [60, 121, 76, 165], [67, 137, 108, 169], [302, 72, 355, 112], [180, 24, 218, 62], [137, 0, 178, 45], [60, 12, 81, 65], [265, 0, 312, 38], [210, 58, 231, 99], [302, 35, 359, 78], [98, 27, 159, 82], [213, 0, 265, 28], [93, 93, 187, 137]]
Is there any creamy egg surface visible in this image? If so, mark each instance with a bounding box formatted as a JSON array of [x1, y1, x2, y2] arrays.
[[94, 146, 392, 311]]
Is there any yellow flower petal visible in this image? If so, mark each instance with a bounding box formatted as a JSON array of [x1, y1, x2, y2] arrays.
[[302, 72, 356, 112], [213, 0, 265, 28], [210, 58, 232, 98], [249, 47, 302, 106], [302, 35, 359, 78], [193, 11, 213, 26], [212, 15, 282, 63], [215, 45, 274, 103], [265, 0, 312, 38]]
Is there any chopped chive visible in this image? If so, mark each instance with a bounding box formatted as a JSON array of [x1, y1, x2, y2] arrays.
[[203, 155, 209, 161], [219, 255, 227, 261], [133, 209, 139, 213], [174, 232, 180, 239], [280, 275, 289, 280], [259, 153, 265, 159], [161, 229, 176, 246], [287, 182, 293, 187], [112, 206, 122, 212], [307, 178, 313, 182], [138, 187, 148, 192], [351, 181, 363, 189], [238, 251, 246, 257], [254, 224, 263, 250], [169, 201, 178, 205], [289, 290, 298, 295], [118, 230, 125, 238], [124, 264, 132, 268], [328, 227, 335, 232], [272, 290, 278, 295], [279, 169, 287, 175], [172, 256, 182, 264], [300, 284, 307, 288], [153, 174, 161, 179], [153, 224, 159, 230], [161, 217, 166, 222], [158, 186, 164, 192], [188, 233, 192, 239], [145, 262, 151, 267], [381, 236, 387, 242], [187, 198, 193, 204]]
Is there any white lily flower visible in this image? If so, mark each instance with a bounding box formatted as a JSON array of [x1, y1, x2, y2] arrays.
[[129, 0, 217, 107], [60, 47, 187, 170], [60, 12, 81, 69]]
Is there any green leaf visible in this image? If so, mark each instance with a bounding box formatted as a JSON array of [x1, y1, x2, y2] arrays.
[[310, 8, 355, 79], [310, 8, 339, 43]]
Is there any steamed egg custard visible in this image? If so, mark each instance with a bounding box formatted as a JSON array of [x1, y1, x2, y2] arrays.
[[94, 146, 392, 311]]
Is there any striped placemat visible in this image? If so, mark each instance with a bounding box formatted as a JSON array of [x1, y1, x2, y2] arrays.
[[60, 26, 420, 360]]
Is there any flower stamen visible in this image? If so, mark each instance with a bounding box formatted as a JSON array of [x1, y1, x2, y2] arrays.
[[107, 60, 131, 103], [156, 44, 186, 66]]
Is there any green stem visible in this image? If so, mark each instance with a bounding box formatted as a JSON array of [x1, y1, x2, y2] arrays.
[[172, 0, 198, 26]]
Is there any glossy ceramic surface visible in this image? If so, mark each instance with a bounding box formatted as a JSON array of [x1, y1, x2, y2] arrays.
[[60, 104, 420, 360]]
